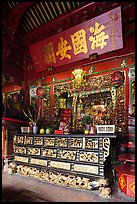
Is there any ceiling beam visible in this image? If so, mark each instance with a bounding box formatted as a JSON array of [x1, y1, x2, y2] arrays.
[[3, 2, 35, 39], [24, 3, 94, 35]]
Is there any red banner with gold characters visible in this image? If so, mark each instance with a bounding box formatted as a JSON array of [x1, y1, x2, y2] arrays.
[[30, 6, 123, 73]]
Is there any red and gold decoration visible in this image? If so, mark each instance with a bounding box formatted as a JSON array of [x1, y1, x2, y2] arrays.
[[30, 7, 123, 72], [13, 133, 114, 192], [53, 70, 127, 133], [58, 108, 72, 134], [117, 171, 135, 198], [72, 68, 86, 89], [119, 174, 126, 189], [111, 71, 124, 87], [36, 87, 45, 98]]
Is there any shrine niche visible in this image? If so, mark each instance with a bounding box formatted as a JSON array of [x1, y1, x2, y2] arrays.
[[53, 70, 127, 134]]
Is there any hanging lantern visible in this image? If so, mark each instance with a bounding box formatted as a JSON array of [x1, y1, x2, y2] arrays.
[[111, 71, 124, 87], [36, 87, 45, 97]]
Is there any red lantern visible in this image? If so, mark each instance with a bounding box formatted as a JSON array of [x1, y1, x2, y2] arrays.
[[36, 87, 45, 96], [112, 71, 124, 87]]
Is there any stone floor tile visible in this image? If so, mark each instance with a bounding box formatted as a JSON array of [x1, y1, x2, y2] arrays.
[[9, 191, 37, 202], [2, 187, 24, 202], [2, 171, 135, 202]]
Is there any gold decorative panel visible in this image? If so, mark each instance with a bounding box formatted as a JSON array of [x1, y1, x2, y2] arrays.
[[70, 138, 82, 148], [41, 148, 57, 158], [79, 152, 98, 162], [29, 158, 47, 166], [44, 137, 55, 146], [131, 80, 135, 114], [24, 136, 33, 145], [15, 156, 28, 163], [42, 94, 51, 123], [14, 146, 27, 154], [27, 147, 40, 155], [17, 165, 40, 177], [13, 136, 24, 144], [74, 164, 98, 174], [85, 138, 98, 149], [54, 82, 71, 97], [34, 137, 43, 145], [16, 165, 91, 190], [58, 149, 76, 160], [50, 161, 70, 170], [56, 137, 68, 147]]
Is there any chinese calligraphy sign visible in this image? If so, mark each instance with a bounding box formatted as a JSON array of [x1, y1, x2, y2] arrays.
[[30, 6, 123, 73]]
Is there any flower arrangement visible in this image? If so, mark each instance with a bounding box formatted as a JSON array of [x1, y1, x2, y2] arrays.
[[81, 111, 93, 125], [23, 105, 41, 127]]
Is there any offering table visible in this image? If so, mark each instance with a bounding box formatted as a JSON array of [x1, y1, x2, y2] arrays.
[[12, 133, 116, 190]]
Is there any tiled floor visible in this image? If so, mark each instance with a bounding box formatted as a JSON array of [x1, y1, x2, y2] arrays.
[[2, 170, 135, 202]]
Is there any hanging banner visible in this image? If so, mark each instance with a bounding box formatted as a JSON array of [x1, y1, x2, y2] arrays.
[[29, 6, 123, 73]]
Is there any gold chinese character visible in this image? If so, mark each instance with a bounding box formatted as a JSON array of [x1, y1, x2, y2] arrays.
[[43, 42, 56, 64], [89, 22, 109, 50], [119, 175, 126, 189], [71, 29, 88, 55], [56, 37, 72, 60]]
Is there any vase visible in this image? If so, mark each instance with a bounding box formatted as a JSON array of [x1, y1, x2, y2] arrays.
[[90, 127, 96, 134], [86, 124, 90, 130], [33, 124, 38, 134]]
